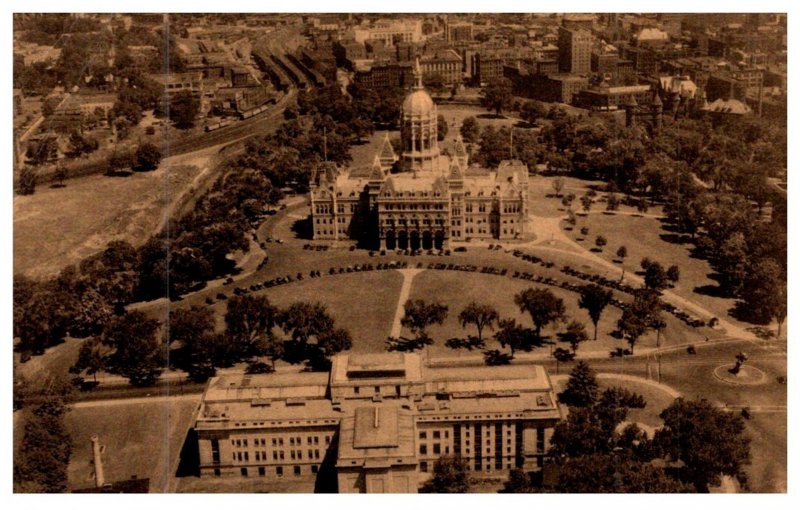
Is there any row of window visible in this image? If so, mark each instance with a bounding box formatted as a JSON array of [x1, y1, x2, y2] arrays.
[[234, 464, 319, 478], [383, 203, 446, 211], [232, 435, 329, 449], [234, 448, 324, 463], [381, 218, 445, 226]]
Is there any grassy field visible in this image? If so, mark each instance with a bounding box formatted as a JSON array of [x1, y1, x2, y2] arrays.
[[65, 396, 200, 493], [404, 270, 626, 357], [170, 270, 404, 354], [743, 413, 787, 492], [13, 155, 210, 279], [564, 209, 740, 326]]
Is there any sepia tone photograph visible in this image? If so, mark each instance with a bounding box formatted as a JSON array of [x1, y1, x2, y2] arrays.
[[8, 7, 791, 498]]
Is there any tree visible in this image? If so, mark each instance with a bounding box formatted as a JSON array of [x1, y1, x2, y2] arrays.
[[16, 289, 75, 355], [317, 327, 353, 358], [578, 284, 612, 341], [225, 295, 280, 362], [666, 265, 680, 286], [479, 76, 513, 115], [436, 114, 448, 141], [605, 193, 620, 212], [14, 392, 73, 493], [556, 454, 689, 493], [654, 398, 751, 492], [636, 196, 649, 214], [419, 456, 470, 493], [458, 302, 498, 344], [616, 245, 627, 263], [617, 289, 661, 354], [169, 90, 199, 128], [514, 288, 565, 341], [494, 318, 531, 355], [107, 151, 136, 175], [643, 259, 669, 292], [500, 468, 538, 493], [135, 142, 162, 171], [18, 166, 38, 195], [552, 176, 565, 197], [168, 304, 221, 380], [69, 338, 107, 383], [558, 361, 599, 408], [101, 311, 165, 386], [401, 299, 448, 347], [423, 71, 446, 92], [580, 194, 593, 214], [520, 100, 546, 126], [53, 165, 68, 187], [553, 346, 576, 374], [740, 259, 786, 326], [561, 319, 589, 353], [66, 131, 99, 158], [595, 235, 607, 251], [25, 136, 58, 166], [460, 116, 480, 144]]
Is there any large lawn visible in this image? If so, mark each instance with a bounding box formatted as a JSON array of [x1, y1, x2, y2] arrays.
[[14, 153, 212, 279], [65, 396, 200, 493], [404, 270, 626, 357], [171, 270, 405, 354], [564, 209, 741, 326]]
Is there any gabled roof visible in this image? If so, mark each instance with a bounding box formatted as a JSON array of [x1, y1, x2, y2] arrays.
[[453, 134, 468, 158], [378, 133, 397, 162], [447, 157, 464, 180], [368, 155, 386, 181]]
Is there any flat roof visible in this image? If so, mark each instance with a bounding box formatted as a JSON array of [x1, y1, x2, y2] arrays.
[[353, 407, 399, 448]]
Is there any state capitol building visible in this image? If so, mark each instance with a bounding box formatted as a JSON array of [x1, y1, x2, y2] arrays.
[[193, 353, 562, 493], [310, 60, 531, 251]]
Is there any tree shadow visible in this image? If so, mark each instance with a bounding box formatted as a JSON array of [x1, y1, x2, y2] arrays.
[[105, 170, 134, 178], [477, 113, 507, 119], [693, 284, 729, 298], [659, 233, 694, 245], [49, 183, 66, 189], [729, 301, 771, 325], [291, 216, 313, 240], [386, 336, 430, 352], [445, 336, 485, 351]]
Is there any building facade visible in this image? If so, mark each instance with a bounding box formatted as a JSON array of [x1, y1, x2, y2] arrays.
[[558, 26, 592, 74], [193, 353, 563, 492], [311, 60, 530, 250]]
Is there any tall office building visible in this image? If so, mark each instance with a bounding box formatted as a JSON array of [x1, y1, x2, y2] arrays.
[[558, 26, 593, 74]]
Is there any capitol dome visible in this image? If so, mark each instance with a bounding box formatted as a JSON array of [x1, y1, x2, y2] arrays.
[[402, 88, 434, 117]]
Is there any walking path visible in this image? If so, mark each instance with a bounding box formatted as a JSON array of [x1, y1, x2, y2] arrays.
[[389, 268, 425, 338], [71, 393, 200, 409]]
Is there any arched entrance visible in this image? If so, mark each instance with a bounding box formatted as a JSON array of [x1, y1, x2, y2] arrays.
[[385, 230, 396, 250], [398, 230, 409, 250], [409, 231, 421, 251], [422, 231, 433, 250], [434, 230, 445, 250]]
